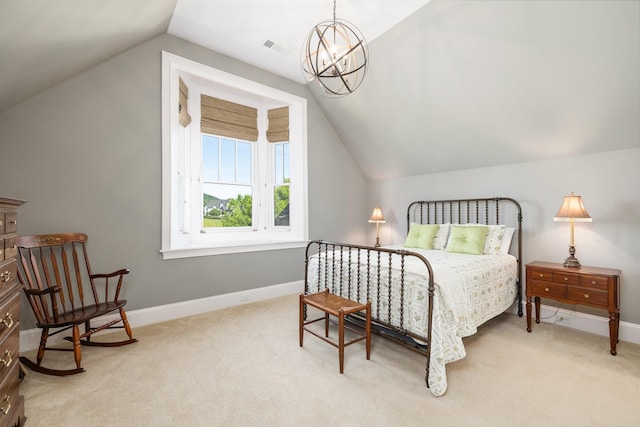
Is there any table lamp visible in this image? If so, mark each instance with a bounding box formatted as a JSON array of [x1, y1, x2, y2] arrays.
[[554, 192, 591, 268], [368, 207, 385, 247]]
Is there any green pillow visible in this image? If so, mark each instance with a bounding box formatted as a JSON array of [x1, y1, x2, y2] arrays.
[[405, 223, 440, 249], [445, 225, 489, 255]]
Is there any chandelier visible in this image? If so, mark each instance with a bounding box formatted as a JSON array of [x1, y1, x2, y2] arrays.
[[301, 0, 369, 97]]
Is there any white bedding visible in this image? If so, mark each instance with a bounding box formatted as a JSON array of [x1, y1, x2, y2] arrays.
[[305, 245, 517, 396]]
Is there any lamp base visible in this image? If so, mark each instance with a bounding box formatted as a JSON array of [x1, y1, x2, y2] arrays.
[[374, 237, 381, 248], [563, 245, 581, 268]]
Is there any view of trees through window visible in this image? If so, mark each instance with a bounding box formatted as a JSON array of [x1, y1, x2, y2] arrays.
[[202, 182, 289, 228], [201, 135, 290, 228]]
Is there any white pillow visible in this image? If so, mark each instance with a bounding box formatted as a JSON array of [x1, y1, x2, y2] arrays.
[[498, 227, 516, 255], [432, 223, 451, 250], [482, 224, 506, 255]]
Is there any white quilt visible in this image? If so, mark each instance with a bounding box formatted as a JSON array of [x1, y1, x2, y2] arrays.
[[305, 245, 517, 396]]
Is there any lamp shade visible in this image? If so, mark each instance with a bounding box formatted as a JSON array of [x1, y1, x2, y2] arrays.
[[554, 193, 592, 222], [368, 207, 385, 223]]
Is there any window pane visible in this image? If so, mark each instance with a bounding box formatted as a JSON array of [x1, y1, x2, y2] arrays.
[[283, 143, 290, 182], [202, 135, 219, 182], [203, 183, 252, 228], [273, 184, 289, 227], [274, 144, 283, 183], [274, 143, 290, 184], [237, 142, 252, 183], [220, 138, 236, 182]]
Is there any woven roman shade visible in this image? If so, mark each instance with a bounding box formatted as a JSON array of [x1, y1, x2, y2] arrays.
[[266, 106, 289, 143], [178, 78, 191, 127], [201, 95, 258, 142]]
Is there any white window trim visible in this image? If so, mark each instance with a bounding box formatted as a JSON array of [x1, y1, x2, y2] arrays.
[[161, 51, 308, 259]]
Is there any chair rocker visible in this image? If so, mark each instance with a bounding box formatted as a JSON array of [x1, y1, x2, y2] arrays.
[[17, 233, 137, 376]]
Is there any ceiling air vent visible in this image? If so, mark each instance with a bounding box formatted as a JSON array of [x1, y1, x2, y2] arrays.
[[263, 39, 293, 56]]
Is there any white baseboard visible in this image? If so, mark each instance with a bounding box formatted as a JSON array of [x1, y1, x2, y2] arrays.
[[509, 302, 640, 346], [20, 280, 304, 352]]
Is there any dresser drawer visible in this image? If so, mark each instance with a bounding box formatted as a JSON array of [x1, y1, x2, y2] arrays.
[[567, 286, 608, 307], [2, 213, 17, 234], [0, 363, 20, 424], [2, 237, 17, 260], [0, 262, 17, 286], [530, 280, 566, 299], [0, 213, 4, 234], [0, 328, 18, 378], [0, 296, 19, 343]]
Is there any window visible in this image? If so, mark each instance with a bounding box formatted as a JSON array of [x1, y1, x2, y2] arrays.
[[161, 52, 308, 259]]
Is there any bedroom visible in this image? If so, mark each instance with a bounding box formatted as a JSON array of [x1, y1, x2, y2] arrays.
[[0, 0, 638, 425]]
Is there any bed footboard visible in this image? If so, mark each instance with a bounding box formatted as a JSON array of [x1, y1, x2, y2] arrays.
[[304, 239, 435, 388]]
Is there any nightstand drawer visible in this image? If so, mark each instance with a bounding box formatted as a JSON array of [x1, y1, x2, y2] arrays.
[[567, 286, 608, 306], [530, 280, 566, 299], [552, 272, 580, 285], [580, 274, 609, 291], [529, 269, 553, 282]]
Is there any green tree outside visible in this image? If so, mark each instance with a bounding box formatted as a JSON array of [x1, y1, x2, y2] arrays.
[[221, 194, 253, 227]]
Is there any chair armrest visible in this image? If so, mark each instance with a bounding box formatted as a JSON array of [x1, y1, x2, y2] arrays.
[[24, 286, 61, 296], [90, 268, 130, 280]]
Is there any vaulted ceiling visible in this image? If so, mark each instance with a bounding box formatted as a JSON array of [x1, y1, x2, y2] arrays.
[[1, 1, 638, 180]]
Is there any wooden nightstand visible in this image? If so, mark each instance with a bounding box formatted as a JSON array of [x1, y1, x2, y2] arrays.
[[526, 261, 621, 355]]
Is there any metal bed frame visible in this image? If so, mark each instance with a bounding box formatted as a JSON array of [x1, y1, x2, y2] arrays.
[[304, 197, 523, 391]]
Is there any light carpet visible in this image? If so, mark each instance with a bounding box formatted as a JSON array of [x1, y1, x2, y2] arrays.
[[20, 294, 640, 426]]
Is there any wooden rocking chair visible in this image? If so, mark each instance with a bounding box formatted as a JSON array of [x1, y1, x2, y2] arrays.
[[16, 233, 137, 376]]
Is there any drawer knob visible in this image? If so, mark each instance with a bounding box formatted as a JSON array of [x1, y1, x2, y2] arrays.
[[539, 273, 544, 278], [8, 220, 16, 225], [0, 313, 13, 329], [0, 350, 11, 368], [584, 294, 590, 299], [563, 277, 569, 281], [0, 271, 10, 283], [0, 395, 10, 416], [544, 287, 550, 292], [591, 280, 597, 285]]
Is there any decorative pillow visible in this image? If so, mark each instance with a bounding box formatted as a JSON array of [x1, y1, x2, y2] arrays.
[[445, 225, 489, 255], [449, 224, 506, 255], [432, 223, 451, 250], [498, 227, 516, 255], [404, 223, 440, 249], [481, 224, 506, 255]]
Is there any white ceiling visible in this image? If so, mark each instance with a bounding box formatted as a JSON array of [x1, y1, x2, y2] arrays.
[[167, 0, 430, 84], [0, 0, 429, 115]]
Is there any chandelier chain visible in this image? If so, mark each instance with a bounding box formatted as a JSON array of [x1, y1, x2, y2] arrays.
[[333, 0, 336, 24]]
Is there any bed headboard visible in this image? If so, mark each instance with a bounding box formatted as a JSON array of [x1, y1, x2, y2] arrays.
[[407, 197, 523, 315]]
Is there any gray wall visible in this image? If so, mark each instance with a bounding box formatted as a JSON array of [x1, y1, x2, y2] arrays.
[[0, 34, 369, 329], [369, 147, 640, 324]]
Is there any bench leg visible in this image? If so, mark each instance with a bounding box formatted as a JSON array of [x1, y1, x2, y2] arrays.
[[299, 294, 304, 347], [339, 309, 345, 374], [366, 302, 371, 360]]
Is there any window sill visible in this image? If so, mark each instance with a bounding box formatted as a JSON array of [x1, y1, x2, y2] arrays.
[[160, 240, 308, 259]]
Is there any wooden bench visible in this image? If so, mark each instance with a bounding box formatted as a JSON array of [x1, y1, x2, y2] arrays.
[[299, 289, 371, 373]]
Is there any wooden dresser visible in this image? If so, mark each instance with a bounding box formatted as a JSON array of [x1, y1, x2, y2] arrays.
[[0, 197, 25, 427]]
